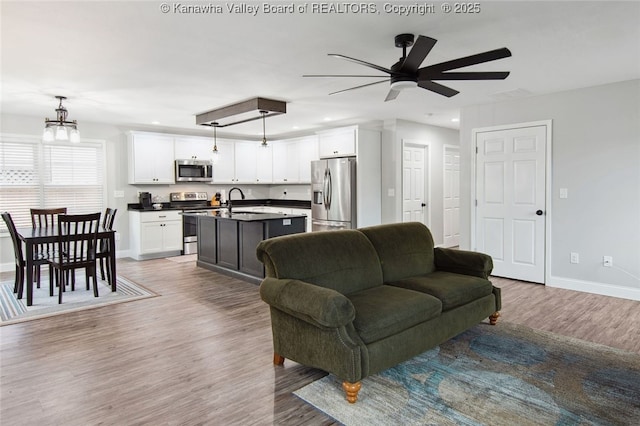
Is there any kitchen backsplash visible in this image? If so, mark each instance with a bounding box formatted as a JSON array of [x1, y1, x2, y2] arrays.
[[130, 183, 311, 204]]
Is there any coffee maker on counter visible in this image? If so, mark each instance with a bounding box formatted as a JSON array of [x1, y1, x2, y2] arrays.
[[139, 192, 153, 210]]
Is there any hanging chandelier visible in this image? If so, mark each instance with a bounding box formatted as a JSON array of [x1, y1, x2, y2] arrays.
[[211, 122, 219, 164], [43, 96, 80, 142]]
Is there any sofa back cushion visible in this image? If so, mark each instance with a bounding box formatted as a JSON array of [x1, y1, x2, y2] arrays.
[[256, 229, 384, 295], [359, 222, 436, 282]]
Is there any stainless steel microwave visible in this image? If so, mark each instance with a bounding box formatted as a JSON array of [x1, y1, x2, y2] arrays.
[[175, 159, 213, 182]]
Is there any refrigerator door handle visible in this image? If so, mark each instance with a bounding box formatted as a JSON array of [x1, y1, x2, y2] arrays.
[[326, 168, 332, 210], [323, 169, 328, 209]]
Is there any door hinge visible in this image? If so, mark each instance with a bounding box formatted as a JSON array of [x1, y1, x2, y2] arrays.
[[475, 146, 478, 154], [475, 199, 478, 207]]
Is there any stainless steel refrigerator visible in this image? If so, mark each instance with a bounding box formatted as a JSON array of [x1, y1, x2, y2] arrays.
[[311, 158, 357, 231]]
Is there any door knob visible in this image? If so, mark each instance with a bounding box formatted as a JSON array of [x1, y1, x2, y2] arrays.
[[536, 210, 544, 216], [421, 203, 426, 207]]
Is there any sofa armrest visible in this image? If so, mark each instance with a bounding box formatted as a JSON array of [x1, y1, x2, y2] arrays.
[[434, 247, 493, 279], [260, 277, 356, 329]]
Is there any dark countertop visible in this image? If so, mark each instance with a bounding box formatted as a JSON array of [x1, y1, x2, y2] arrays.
[[127, 199, 311, 212], [184, 210, 307, 222]]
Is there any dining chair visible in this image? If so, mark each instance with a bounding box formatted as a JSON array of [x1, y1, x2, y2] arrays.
[[97, 208, 117, 284], [48, 213, 101, 304], [2, 212, 26, 295], [2, 211, 55, 298], [30, 207, 67, 287]]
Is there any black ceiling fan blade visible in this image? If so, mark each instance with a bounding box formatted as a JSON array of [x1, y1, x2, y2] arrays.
[[303, 74, 390, 78], [329, 79, 389, 96], [421, 71, 511, 80], [421, 47, 512, 73], [418, 80, 460, 97], [385, 89, 401, 102], [329, 54, 394, 75], [399, 35, 437, 73]]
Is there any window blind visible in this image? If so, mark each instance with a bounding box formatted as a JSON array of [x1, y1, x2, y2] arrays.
[[0, 134, 105, 231]]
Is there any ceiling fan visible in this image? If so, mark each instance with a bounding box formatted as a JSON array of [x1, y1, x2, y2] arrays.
[[304, 33, 512, 101]]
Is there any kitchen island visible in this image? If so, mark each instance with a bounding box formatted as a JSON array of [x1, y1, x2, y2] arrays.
[[191, 210, 306, 284]]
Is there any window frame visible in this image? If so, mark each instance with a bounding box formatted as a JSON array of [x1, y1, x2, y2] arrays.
[[0, 132, 107, 232]]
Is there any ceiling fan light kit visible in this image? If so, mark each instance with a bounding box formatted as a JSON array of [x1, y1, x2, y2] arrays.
[[305, 33, 512, 101]]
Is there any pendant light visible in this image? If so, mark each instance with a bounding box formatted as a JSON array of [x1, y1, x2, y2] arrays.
[[43, 96, 80, 143], [260, 110, 268, 148], [211, 122, 219, 164]]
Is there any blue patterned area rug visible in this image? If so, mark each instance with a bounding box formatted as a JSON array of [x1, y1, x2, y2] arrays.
[[294, 322, 640, 425], [0, 276, 157, 325]]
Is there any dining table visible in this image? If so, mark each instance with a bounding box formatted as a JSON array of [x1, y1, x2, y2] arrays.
[[15, 226, 116, 306]]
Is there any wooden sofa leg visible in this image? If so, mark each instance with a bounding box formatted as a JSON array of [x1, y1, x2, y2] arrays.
[[273, 353, 285, 365], [489, 311, 501, 325], [342, 381, 362, 404]]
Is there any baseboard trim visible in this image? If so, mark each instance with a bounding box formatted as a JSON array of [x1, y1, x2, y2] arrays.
[[547, 275, 640, 301]]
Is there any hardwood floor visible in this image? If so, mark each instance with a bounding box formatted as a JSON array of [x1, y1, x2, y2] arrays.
[[1, 258, 639, 425]]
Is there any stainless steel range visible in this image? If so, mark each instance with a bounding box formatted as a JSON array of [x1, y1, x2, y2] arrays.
[[170, 191, 216, 254]]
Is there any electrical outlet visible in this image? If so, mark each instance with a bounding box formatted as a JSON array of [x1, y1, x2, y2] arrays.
[[114, 232, 121, 241], [570, 252, 579, 264], [603, 256, 613, 267]]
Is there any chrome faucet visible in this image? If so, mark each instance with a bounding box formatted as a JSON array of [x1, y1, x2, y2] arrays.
[[227, 187, 245, 213]]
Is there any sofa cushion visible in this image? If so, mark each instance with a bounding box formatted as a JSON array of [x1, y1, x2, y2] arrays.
[[359, 222, 436, 283], [388, 271, 493, 311], [256, 229, 383, 295], [347, 285, 442, 344]]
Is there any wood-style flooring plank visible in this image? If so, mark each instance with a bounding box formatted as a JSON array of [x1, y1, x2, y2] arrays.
[[1, 259, 639, 425]]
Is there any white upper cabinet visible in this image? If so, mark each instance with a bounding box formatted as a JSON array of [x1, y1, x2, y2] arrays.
[[174, 136, 212, 161], [234, 141, 258, 183], [298, 136, 319, 183], [256, 144, 273, 184], [272, 136, 318, 184], [126, 131, 318, 186], [318, 127, 356, 158], [211, 139, 236, 183], [272, 140, 299, 183], [128, 132, 175, 184], [213, 141, 273, 184]]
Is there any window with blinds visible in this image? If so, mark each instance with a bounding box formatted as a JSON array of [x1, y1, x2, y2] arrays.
[[0, 134, 105, 231]]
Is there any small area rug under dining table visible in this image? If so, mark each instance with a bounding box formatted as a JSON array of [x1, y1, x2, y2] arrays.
[[0, 275, 156, 325], [294, 321, 640, 425]]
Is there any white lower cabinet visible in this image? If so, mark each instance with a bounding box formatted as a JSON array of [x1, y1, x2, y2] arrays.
[[129, 210, 183, 260]]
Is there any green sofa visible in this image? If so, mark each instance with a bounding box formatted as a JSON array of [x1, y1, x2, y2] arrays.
[[256, 222, 501, 403]]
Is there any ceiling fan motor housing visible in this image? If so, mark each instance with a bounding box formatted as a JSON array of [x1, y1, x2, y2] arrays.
[[390, 60, 418, 89], [394, 33, 415, 48]]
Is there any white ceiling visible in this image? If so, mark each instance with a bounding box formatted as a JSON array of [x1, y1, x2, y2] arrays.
[[2, 1, 639, 139]]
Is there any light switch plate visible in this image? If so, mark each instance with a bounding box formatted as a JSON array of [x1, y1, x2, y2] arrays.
[[114, 190, 125, 198], [559, 188, 568, 199]]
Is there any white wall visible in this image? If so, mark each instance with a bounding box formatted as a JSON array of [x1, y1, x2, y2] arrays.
[[459, 79, 640, 299], [381, 119, 460, 246]]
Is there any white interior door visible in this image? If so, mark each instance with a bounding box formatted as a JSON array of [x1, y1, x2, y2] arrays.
[[443, 146, 460, 247], [475, 125, 547, 283], [402, 144, 428, 224]]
